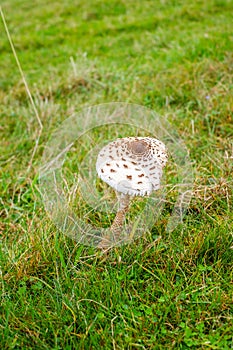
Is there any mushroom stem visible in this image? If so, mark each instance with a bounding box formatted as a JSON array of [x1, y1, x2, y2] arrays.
[[110, 193, 131, 241], [98, 193, 131, 249]]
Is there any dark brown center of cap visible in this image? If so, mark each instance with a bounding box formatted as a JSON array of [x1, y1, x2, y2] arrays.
[[129, 140, 148, 155]]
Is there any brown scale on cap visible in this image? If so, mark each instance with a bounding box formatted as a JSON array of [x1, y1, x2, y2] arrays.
[[128, 140, 148, 155]]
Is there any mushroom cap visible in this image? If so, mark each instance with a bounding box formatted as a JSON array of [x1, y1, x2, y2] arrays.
[[96, 137, 168, 196]]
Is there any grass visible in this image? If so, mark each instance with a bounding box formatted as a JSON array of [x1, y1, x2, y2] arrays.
[[0, 0, 233, 348]]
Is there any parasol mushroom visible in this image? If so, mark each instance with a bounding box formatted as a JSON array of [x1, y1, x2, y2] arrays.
[[96, 137, 168, 248]]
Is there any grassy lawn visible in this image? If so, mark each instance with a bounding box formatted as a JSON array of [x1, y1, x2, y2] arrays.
[[0, 0, 232, 348]]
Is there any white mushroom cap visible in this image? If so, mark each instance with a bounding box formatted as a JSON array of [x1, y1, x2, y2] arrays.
[[96, 137, 168, 196]]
